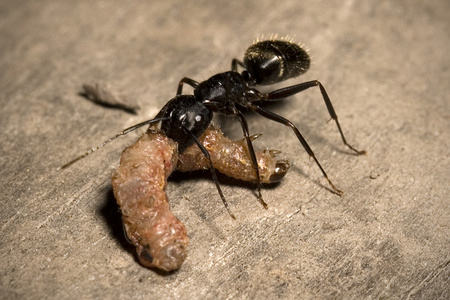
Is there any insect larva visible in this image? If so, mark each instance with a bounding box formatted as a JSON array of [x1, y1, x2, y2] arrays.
[[111, 125, 289, 271], [111, 129, 186, 271], [177, 124, 290, 184]]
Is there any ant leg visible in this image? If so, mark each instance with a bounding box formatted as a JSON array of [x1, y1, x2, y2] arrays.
[[176, 77, 199, 96], [249, 104, 344, 196], [263, 81, 365, 155], [231, 59, 245, 72], [233, 109, 267, 209], [184, 127, 236, 219]]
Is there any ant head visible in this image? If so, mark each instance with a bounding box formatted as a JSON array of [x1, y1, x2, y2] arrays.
[[160, 95, 212, 152], [243, 40, 311, 86]]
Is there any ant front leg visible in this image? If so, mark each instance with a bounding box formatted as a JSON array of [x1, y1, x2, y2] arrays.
[[263, 80, 365, 155], [176, 77, 199, 96], [248, 103, 343, 196], [184, 126, 236, 219]]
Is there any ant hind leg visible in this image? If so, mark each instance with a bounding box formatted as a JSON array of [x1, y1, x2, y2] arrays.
[[249, 103, 344, 196], [176, 77, 200, 96], [231, 59, 245, 72], [263, 80, 366, 155]]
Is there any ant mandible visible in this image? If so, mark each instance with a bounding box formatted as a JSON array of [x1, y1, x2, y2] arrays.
[[175, 39, 365, 206]]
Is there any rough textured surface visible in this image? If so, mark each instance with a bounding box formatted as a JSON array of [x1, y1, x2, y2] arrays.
[[0, 1, 449, 299]]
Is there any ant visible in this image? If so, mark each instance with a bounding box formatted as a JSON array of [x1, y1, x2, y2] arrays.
[[62, 39, 365, 218], [175, 39, 365, 205]]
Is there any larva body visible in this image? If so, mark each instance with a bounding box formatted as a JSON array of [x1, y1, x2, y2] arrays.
[[111, 125, 289, 271], [178, 124, 289, 184], [112, 130, 187, 272]]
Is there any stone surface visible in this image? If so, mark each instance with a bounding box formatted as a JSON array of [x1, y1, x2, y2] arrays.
[[1, 1, 449, 299]]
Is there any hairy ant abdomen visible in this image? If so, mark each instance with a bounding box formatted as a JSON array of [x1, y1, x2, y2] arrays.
[[242, 40, 311, 85]]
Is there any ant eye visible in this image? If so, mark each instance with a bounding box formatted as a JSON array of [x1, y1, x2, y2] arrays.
[[195, 115, 202, 122]]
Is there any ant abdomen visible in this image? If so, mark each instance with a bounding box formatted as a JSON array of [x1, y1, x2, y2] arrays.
[[243, 40, 310, 85]]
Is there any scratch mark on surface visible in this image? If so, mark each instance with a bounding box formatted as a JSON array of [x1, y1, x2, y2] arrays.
[[216, 245, 237, 264], [1, 209, 21, 234], [403, 259, 450, 299]]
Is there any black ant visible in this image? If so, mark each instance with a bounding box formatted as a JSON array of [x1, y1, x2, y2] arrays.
[[62, 39, 365, 218], [175, 39, 365, 204]]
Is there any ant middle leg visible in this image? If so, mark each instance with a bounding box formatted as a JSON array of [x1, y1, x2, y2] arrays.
[[176, 77, 199, 95], [233, 109, 268, 209], [249, 104, 344, 196], [262, 80, 366, 155]]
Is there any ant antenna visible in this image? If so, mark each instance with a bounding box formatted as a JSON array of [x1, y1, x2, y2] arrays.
[[60, 117, 168, 170]]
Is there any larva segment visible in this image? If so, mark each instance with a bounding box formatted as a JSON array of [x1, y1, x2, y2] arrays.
[[177, 124, 290, 183], [111, 130, 188, 272]]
